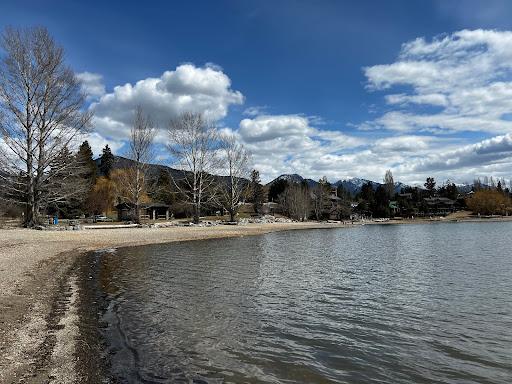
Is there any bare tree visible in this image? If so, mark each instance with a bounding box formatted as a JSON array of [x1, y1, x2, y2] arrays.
[[0, 27, 91, 226], [219, 134, 251, 222], [279, 183, 310, 221], [167, 112, 221, 223], [313, 176, 330, 220], [383, 169, 394, 199], [120, 106, 155, 222]]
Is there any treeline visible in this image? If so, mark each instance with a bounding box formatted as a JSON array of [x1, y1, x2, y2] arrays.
[[267, 171, 399, 220], [467, 177, 512, 215], [268, 176, 352, 221], [0, 27, 253, 226], [1, 27, 511, 226], [267, 172, 512, 220]]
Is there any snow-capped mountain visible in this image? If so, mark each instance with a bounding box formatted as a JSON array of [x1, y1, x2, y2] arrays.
[[332, 178, 380, 195], [268, 175, 408, 195], [267, 174, 479, 195], [454, 183, 474, 193]]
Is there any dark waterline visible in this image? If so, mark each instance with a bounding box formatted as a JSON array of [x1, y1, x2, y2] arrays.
[[95, 222, 512, 383]]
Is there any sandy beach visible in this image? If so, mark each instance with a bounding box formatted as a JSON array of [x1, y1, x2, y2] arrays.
[[0, 221, 348, 383], [1, 216, 511, 383]]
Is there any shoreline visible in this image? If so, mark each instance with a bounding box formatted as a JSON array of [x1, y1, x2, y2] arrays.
[[1, 217, 511, 382], [0, 221, 349, 383]]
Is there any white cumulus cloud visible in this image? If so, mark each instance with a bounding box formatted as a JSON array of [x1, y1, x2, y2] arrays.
[[90, 64, 244, 141], [232, 114, 366, 182], [363, 29, 512, 135]]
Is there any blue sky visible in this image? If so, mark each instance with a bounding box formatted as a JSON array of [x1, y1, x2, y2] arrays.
[[3, 0, 512, 184]]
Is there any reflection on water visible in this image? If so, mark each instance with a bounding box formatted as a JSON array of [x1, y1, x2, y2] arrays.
[[98, 222, 512, 383]]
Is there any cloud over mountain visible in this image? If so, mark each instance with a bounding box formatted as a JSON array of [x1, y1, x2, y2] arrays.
[[82, 31, 512, 186]]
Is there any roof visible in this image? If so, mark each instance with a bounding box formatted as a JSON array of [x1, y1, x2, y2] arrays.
[[115, 201, 170, 209], [142, 202, 170, 208], [423, 197, 455, 205]]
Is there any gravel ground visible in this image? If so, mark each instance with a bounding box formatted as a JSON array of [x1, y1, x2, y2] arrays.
[[0, 222, 346, 383]]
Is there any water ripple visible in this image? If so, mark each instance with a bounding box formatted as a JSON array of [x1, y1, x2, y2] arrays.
[[97, 222, 512, 383]]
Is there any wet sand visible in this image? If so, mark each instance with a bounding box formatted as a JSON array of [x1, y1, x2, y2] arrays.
[[0, 222, 348, 383]]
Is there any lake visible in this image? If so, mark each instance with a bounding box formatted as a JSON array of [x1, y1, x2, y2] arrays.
[[95, 222, 512, 383]]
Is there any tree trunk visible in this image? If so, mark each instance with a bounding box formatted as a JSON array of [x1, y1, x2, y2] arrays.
[[26, 197, 37, 227], [25, 150, 37, 227], [193, 203, 200, 224], [230, 182, 235, 222], [134, 166, 140, 223]]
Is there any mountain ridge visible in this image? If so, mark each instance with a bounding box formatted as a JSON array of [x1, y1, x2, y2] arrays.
[[267, 174, 457, 195], [97, 159, 476, 196]]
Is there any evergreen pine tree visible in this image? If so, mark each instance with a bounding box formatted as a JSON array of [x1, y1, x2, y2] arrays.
[[383, 170, 395, 199], [153, 168, 176, 205], [424, 177, 436, 196], [250, 169, 265, 214], [77, 141, 97, 183], [47, 146, 85, 218], [100, 144, 115, 177]]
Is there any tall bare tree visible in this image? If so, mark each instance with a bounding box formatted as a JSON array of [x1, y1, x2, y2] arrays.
[[0, 27, 91, 226], [279, 183, 310, 221], [167, 112, 221, 223], [119, 106, 155, 222], [219, 134, 250, 222], [383, 169, 394, 199], [313, 176, 330, 220]]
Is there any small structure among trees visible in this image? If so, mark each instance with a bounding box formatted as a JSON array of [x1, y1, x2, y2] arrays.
[[422, 197, 456, 215], [116, 202, 171, 222]]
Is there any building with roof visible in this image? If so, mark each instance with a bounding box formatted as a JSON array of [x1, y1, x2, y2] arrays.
[[115, 202, 172, 221], [422, 197, 456, 215]]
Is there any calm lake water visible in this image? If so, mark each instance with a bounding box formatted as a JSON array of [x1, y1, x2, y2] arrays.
[[96, 222, 512, 383]]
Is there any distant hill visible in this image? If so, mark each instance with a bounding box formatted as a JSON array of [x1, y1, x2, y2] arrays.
[[95, 155, 184, 179], [94, 155, 245, 188], [98, 162, 477, 196], [269, 174, 319, 188]]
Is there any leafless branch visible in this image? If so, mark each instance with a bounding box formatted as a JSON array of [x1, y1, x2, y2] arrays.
[[0, 26, 91, 226], [218, 133, 251, 222], [167, 112, 221, 223]]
